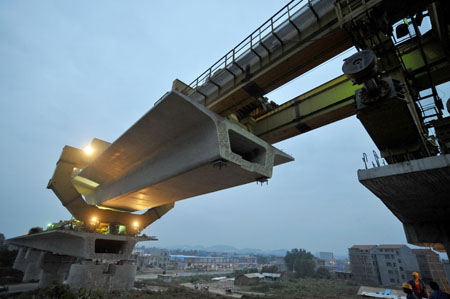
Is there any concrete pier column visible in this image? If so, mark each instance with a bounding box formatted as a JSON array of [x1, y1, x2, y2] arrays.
[[66, 260, 136, 290], [110, 261, 137, 290], [39, 252, 76, 288], [13, 247, 27, 272], [23, 249, 44, 282]]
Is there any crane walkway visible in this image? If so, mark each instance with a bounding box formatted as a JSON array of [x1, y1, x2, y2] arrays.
[[178, 0, 352, 116]]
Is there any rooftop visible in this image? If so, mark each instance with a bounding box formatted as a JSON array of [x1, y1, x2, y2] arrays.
[[350, 245, 377, 250], [377, 244, 406, 249]]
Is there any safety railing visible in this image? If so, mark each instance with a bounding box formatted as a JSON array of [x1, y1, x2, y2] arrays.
[[187, 0, 310, 91]]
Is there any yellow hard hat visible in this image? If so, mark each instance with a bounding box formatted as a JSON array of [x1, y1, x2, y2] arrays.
[[402, 282, 412, 289]]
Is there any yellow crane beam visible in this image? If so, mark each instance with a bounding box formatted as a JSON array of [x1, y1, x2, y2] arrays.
[[252, 35, 450, 145]]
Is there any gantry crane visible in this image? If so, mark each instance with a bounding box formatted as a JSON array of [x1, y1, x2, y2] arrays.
[[42, 0, 450, 256]]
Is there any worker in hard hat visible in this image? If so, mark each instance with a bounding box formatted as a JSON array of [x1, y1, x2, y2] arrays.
[[403, 282, 419, 299], [408, 272, 429, 298]]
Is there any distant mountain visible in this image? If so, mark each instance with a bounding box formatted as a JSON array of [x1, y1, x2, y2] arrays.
[[205, 244, 239, 252], [268, 249, 289, 256]]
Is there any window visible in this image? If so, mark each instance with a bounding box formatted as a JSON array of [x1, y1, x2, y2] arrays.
[[400, 267, 403, 271], [390, 278, 396, 283], [398, 259, 402, 263], [393, 263, 396, 267], [388, 270, 393, 274], [402, 274, 405, 279], [386, 262, 392, 266]]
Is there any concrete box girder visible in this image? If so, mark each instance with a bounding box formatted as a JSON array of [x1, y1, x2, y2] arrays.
[[77, 91, 293, 212], [358, 154, 450, 252], [358, 154, 450, 223]]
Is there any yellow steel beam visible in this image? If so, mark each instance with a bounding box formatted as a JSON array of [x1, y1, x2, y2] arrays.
[[254, 34, 450, 145], [400, 35, 450, 90], [254, 75, 360, 144]]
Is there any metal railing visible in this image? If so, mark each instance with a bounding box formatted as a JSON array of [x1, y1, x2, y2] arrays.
[[187, 0, 310, 91]]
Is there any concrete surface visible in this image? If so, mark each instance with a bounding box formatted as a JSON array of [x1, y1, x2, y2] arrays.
[[66, 261, 136, 290], [358, 154, 450, 254], [7, 230, 149, 290], [48, 143, 174, 228], [78, 91, 293, 212], [8, 230, 149, 260], [2, 282, 39, 295], [38, 252, 76, 288], [12, 247, 27, 272], [22, 249, 44, 282]]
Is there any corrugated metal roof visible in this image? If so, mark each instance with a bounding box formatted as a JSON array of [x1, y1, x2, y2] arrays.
[[244, 273, 265, 279]]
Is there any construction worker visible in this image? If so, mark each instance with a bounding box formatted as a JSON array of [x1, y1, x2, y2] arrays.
[[428, 281, 450, 299], [409, 272, 429, 298], [403, 282, 420, 299]]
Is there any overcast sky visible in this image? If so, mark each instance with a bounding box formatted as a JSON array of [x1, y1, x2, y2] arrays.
[[1, 0, 449, 257]]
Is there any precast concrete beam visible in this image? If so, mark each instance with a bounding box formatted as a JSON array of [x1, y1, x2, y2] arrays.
[[48, 143, 174, 227], [78, 91, 293, 212], [7, 231, 149, 261]]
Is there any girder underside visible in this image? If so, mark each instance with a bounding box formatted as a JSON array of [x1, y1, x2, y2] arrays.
[[78, 91, 293, 212]]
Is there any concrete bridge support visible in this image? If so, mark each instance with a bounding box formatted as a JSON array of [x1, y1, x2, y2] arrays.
[[12, 247, 27, 272], [7, 231, 149, 290], [358, 154, 450, 256], [38, 252, 77, 288], [66, 260, 136, 290], [23, 249, 44, 282]]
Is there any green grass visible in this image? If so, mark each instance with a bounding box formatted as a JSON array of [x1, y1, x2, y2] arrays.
[[13, 283, 228, 299], [246, 278, 361, 298], [171, 275, 212, 284]]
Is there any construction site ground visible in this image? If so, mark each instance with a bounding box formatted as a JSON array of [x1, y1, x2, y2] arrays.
[[1, 272, 363, 298]]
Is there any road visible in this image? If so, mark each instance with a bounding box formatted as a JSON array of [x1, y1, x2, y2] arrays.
[[1, 282, 39, 295], [136, 270, 233, 280], [181, 282, 242, 298]]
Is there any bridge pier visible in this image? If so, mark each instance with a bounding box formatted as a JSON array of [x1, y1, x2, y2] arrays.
[[12, 247, 27, 272], [66, 260, 136, 291], [23, 249, 44, 282], [7, 231, 149, 290], [39, 252, 77, 288], [358, 154, 450, 255]]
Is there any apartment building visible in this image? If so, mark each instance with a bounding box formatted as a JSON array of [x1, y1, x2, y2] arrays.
[[349, 244, 419, 286], [349, 245, 380, 285], [373, 245, 419, 286]]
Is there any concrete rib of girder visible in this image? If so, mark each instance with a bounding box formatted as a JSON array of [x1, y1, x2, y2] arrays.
[[76, 90, 293, 212]]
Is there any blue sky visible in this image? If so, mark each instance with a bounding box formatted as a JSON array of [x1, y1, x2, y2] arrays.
[[1, 0, 449, 257]]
